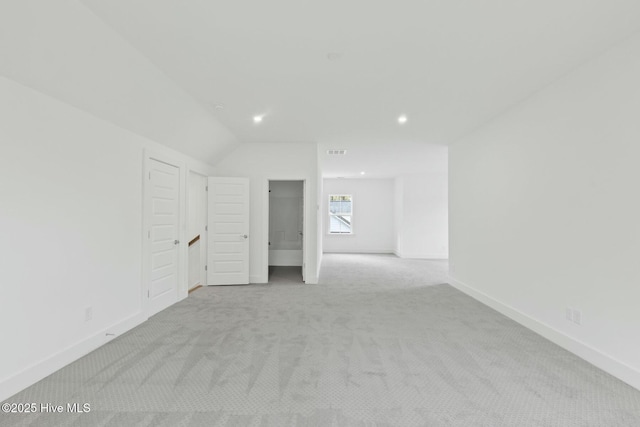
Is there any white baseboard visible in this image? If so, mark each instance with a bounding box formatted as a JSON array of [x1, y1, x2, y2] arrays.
[[448, 276, 640, 392], [249, 274, 265, 284], [249, 272, 316, 284], [304, 274, 318, 285], [323, 249, 394, 254], [395, 251, 448, 259], [0, 312, 147, 402]]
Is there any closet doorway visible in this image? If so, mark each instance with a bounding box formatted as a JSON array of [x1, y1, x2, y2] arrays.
[[268, 180, 304, 283]]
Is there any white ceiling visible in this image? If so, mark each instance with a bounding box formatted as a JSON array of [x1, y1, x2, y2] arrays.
[[77, 0, 640, 175]]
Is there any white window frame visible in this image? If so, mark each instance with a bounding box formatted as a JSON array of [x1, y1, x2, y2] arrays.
[[328, 194, 353, 235]]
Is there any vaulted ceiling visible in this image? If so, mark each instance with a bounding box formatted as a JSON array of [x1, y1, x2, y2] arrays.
[[4, 1, 640, 176], [81, 0, 640, 148]]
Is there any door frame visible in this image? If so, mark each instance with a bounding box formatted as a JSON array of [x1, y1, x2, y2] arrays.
[[187, 169, 209, 289], [263, 178, 307, 283], [142, 149, 187, 317]]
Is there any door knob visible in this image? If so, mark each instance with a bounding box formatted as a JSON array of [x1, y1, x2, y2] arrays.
[[174, 240, 180, 245], [241, 234, 248, 239]]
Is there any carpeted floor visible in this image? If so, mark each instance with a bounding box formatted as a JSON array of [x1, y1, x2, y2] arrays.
[[2, 254, 639, 426]]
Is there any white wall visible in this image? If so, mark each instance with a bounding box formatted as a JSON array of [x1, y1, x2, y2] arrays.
[[323, 179, 395, 253], [214, 143, 318, 283], [394, 172, 449, 259], [188, 240, 202, 289], [188, 172, 208, 242], [449, 33, 640, 390], [0, 76, 216, 401]]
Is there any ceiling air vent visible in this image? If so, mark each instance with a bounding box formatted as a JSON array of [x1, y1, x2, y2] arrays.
[[327, 149, 347, 156]]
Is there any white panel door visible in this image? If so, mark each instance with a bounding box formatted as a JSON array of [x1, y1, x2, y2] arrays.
[[208, 177, 250, 285], [149, 159, 180, 314]]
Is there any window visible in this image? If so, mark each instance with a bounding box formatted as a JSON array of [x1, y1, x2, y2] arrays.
[[328, 194, 353, 234]]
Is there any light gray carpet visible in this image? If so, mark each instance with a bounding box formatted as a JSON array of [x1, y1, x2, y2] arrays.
[[2, 254, 639, 426]]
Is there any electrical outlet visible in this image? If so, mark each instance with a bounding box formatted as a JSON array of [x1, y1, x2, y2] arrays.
[[85, 307, 93, 322], [565, 307, 573, 321], [572, 309, 582, 325]]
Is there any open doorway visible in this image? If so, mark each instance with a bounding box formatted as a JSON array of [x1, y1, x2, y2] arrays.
[[268, 180, 304, 284], [187, 170, 208, 293]]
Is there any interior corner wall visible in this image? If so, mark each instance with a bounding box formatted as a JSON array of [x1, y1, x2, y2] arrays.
[[316, 145, 324, 279], [214, 143, 318, 284], [394, 172, 449, 259], [322, 178, 395, 253], [393, 176, 404, 255], [0, 75, 216, 402], [449, 33, 640, 390]]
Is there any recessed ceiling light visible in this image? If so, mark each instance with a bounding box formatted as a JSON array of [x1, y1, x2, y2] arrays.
[[360, 171, 366, 175], [398, 115, 408, 124], [253, 115, 263, 124]]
